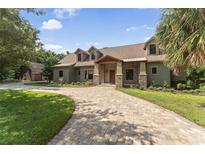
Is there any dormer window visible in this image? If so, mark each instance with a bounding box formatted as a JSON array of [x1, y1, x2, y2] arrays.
[[149, 44, 156, 55], [91, 53, 95, 60], [77, 54, 81, 61]]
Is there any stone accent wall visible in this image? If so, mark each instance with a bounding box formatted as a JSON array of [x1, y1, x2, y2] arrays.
[[116, 62, 123, 87], [139, 74, 147, 88], [93, 63, 100, 85], [79, 66, 94, 82], [122, 62, 140, 86], [116, 74, 123, 87], [139, 62, 147, 88], [93, 75, 100, 85]]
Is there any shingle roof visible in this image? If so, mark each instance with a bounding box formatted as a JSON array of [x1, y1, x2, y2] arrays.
[[30, 63, 44, 73], [74, 61, 95, 67], [53, 53, 76, 67], [53, 63, 75, 67], [146, 55, 165, 62], [54, 42, 164, 67], [99, 43, 146, 60]]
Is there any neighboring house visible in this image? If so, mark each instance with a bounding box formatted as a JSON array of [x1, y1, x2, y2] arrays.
[[22, 63, 44, 81], [53, 37, 185, 87]]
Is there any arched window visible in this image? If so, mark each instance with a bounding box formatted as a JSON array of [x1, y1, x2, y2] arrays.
[[59, 70, 63, 77], [91, 53, 95, 60]]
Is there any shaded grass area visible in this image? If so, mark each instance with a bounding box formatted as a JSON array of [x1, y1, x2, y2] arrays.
[[24, 81, 93, 88], [119, 88, 205, 128], [0, 79, 20, 83], [0, 90, 75, 144]]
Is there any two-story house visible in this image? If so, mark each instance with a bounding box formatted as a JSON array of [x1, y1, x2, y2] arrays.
[[53, 37, 185, 87]]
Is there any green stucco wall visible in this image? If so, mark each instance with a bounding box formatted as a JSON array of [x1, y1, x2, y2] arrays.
[[146, 62, 171, 86]]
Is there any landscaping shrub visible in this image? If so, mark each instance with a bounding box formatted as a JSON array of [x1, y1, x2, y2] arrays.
[[156, 87, 163, 91], [162, 88, 175, 93], [84, 81, 93, 86], [163, 81, 170, 88], [199, 83, 205, 91], [177, 83, 186, 90], [186, 80, 196, 89], [139, 87, 144, 90], [182, 90, 189, 93], [169, 88, 175, 93], [150, 80, 157, 87], [0, 69, 16, 81], [148, 86, 154, 90]]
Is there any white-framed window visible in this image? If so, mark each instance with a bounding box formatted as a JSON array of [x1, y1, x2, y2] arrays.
[[125, 69, 134, 80], [149, 44, 156, 55], [84, 69, 93, 80], [151, 67, 158, 75]]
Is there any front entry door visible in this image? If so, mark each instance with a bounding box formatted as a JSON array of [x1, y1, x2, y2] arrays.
[[110, 70, 115, 84]]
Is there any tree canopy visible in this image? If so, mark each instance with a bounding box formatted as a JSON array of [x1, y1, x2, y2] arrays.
[[35, 49, 65, 82], [0, 9, 41, 79], [156, 9, 205, 73]]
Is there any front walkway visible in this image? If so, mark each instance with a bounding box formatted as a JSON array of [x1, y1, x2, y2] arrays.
[[1, 83, 205, 144]]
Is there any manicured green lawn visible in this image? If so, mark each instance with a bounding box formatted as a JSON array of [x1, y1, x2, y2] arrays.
[[119, 88, 205, 128], [0, 90, 75, 144], [24, 81, 93, 88]]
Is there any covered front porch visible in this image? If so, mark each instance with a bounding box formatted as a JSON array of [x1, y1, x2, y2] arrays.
[[93, 55, 123, 87], [93, 55, 148, 87]]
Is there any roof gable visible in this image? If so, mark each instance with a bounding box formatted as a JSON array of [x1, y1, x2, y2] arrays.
[[88, 46, 97, 52], [144, 36, 155, 49], [74, 48, 89, 55], [95, 55, 121, 63], [88, 46, 103, 55]]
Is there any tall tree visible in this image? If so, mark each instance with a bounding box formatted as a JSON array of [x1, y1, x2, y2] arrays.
[[0, 8, 42, 79], [35, 49, 65, 82], [156, 9, 205, 73]]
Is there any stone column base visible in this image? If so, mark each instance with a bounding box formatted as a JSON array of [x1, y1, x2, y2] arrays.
[[139, 74, 147, 88], [93, 74, 100, 85], [116, 74, 123, 87]]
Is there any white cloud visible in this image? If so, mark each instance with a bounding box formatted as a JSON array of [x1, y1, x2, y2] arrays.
[[142, 24, 154, 30], [126, 26, 137, 32], [126, 24, 154, 32], [53, 9, 81, 19], [44, 44, 63, 50], [41, 19, 62, 30]]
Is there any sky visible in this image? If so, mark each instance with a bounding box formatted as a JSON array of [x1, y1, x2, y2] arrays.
[[21, 8, 161, 54]]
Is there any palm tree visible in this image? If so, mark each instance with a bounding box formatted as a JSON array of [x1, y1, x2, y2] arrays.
[[156, 9, 205, 74]]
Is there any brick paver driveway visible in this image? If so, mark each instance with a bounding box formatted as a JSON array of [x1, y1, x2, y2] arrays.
[[1, 83, 205, 144]]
